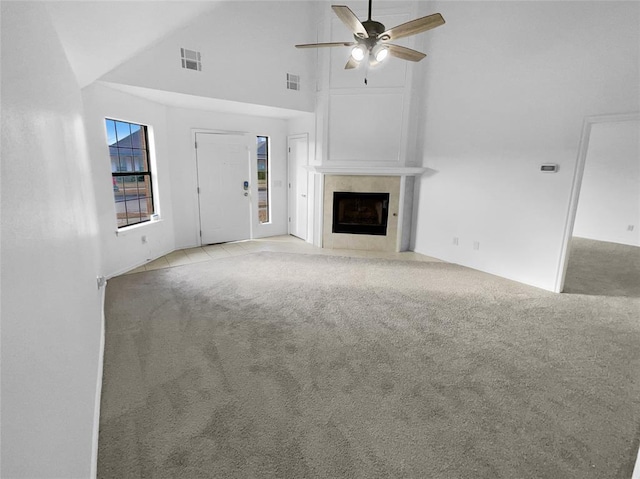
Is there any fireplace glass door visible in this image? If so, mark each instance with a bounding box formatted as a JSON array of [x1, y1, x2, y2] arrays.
[[332, 192, 390, 235]]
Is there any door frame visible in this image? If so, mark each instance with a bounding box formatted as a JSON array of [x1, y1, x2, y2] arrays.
[[554, 112, 640, 293], [287, 133, 309, 239], [192, 129, 253, 246]]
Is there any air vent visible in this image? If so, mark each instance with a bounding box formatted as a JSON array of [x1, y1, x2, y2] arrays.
[[181, 48, 202, 71], [286, 73, 300, 91]]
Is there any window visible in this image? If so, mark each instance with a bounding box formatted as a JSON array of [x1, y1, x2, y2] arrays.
[[257, 136, 270, 223], [286, 73, 300, 91], [181, 48, 202, 71], [105, 119, 155, 228]]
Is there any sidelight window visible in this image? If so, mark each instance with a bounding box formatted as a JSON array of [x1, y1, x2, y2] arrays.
[[257, 136, 270, 223], [105, 119, 155, 228]]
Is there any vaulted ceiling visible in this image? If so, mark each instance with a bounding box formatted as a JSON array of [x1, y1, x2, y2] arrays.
[[45, 1, 222, 87]]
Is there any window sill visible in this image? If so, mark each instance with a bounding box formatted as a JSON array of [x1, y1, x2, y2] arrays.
[[115, 218, 162, 237]]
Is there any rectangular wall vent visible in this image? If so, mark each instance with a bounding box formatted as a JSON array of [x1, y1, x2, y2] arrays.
[[181, 48, 202, 71], [287, 73, 300, 91]]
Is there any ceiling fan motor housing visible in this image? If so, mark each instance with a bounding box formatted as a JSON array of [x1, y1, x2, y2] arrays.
[[357, 20, 387, 47]]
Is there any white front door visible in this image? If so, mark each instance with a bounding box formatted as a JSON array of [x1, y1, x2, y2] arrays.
[[196, 132, 251, 244], [288, 134, 308, 240]]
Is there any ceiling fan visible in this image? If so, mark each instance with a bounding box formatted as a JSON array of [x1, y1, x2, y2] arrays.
[[295, 0, 445, 70]]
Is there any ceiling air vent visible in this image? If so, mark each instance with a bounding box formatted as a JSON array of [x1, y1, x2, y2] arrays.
[[286, 73, 300, 91], [181, 48, 202, 71]]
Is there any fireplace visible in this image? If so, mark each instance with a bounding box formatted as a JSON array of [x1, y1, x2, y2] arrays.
[[332, 192, 390, 236]]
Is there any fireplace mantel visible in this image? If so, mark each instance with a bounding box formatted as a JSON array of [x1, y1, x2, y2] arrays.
[[306, 166, 426, 176]]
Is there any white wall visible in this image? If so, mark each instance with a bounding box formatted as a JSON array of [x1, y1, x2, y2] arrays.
[[412, 1, 640, 291], [167, 107, 292, 248], [82, 83, 176, 277], [573, 120, 640, 246], [100, 1, 317, 114], [1, 3, 102, 477]]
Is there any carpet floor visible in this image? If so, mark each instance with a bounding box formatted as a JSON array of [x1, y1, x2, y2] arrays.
[[99, 248, 639, 478]]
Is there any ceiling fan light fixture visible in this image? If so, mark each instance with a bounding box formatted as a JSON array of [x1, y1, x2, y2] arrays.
[[373, 44, 389, 62], [351, 45, 366, 61]]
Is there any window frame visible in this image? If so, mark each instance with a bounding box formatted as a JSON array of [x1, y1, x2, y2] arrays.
[[106, 118, 156, 229]]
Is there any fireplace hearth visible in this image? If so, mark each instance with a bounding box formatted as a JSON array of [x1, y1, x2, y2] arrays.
[[332, 192, 390, 236]]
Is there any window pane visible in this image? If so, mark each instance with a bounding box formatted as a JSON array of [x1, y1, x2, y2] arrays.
[[115, 121, 132, 148], [130, 124, 145, 149], [110, 147, 119, 172], [113, 177, 125, 202], [257, 136, 269, 223], [125, 198, 142, 221], [106, 120, 117, 146], [132, 150, 149, 172], [118, 149, 134, 172], [140, 197, 153, 216], [119, 175, 139, 198], [115, 200, 127, 215], [136, 175, 152, 197]]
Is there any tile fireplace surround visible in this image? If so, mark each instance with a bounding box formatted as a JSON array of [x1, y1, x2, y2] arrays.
[[320, 171, 420, 252]]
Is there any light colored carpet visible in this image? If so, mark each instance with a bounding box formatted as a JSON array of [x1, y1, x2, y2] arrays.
[[564, 237, 640, 297], [99, 250, 640, 478]]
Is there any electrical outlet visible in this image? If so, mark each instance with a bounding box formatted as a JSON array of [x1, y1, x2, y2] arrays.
[[141, 235, 147, 244], [473, 241, 480, 251], [453, 237, 459, 246], [628, 225, 635, 232]]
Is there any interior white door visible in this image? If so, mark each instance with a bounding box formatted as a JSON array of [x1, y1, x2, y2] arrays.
[[196, 132, 251, 244], [288, 135, 308, 240]]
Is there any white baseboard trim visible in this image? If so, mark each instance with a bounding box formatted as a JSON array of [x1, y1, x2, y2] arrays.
[[106, 246, 176, 279], [632, 446, 640, 479], [90, 285, 107, 479]]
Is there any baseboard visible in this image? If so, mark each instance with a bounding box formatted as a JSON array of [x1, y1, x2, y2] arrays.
[[106, 246, 176, 279], [90, 285, 107, 479]]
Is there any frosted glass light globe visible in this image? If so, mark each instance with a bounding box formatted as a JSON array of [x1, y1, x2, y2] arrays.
[[351, 45, 366, 61]]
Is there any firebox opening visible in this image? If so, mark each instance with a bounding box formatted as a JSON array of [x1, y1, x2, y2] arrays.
[[332, 192, 390, 236]]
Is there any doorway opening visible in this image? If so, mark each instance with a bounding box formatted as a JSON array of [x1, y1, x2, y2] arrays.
[[557, 113, 639, 295]]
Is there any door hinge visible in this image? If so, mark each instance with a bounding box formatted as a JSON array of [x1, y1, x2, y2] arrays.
[[289, 183, 291, 188], [288, 217, 291, 222], [288, 147, 291, 152], [199, 230, 202, 236], [195, 141, 198, 149], [197, 187, 200, 194]]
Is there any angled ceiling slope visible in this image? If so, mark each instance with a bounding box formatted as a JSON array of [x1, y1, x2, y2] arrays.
[[99, 81, 312, 120], [46, 1, 221, 88]]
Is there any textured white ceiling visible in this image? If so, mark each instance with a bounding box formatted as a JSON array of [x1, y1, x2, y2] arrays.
[[46, 1, 221, 87]]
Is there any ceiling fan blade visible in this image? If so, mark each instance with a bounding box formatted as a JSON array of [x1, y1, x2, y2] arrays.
[[344, 57, 359, 69], [380, 13, 445, 41], [332, 5, 369, 39], [295, 42, 355, 49], [386, 44, 426, 62]]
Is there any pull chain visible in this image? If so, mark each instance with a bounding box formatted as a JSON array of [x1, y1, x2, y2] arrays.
[[364, 59, 370, 85]]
